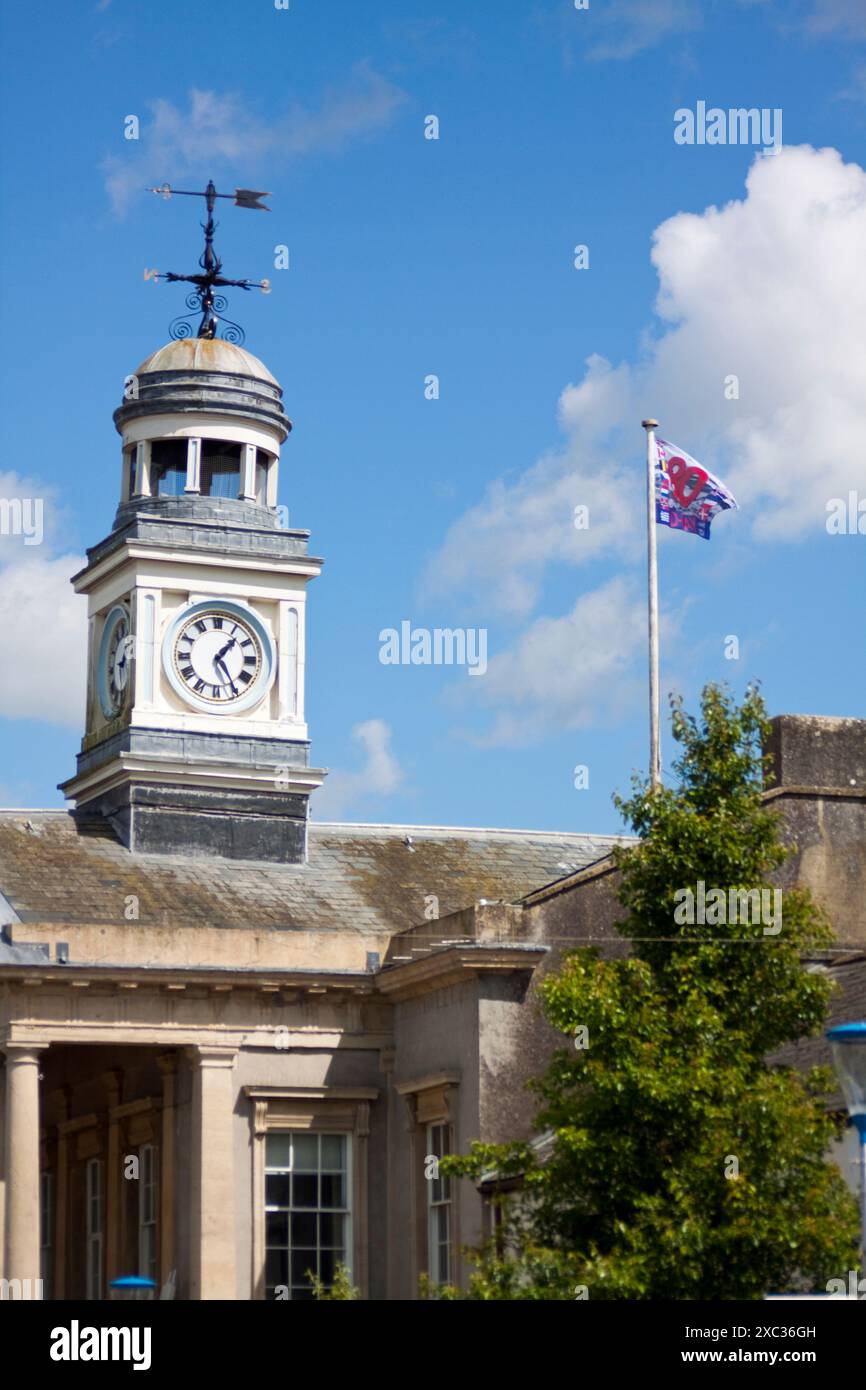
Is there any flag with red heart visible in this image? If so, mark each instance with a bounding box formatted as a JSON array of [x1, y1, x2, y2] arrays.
[[655, 438, 738, 540]]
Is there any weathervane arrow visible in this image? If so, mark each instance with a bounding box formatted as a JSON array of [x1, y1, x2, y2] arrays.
[[146, 179, 272, 343], [233, 188, 271, 210]]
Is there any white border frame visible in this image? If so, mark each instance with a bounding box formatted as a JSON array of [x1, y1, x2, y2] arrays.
[[161, 598, 276, 716], [97, 604, 131, 720]]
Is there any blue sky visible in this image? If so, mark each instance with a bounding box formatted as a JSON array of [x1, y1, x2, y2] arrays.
[[0, 0, 864, 834]]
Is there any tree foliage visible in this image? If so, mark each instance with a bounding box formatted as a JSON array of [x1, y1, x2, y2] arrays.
[[309, 1262, 360, 1301], [437, 684, 859, 1299]]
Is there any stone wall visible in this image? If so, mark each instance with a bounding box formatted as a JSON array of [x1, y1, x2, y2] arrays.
[[765, 716, 866, 947]]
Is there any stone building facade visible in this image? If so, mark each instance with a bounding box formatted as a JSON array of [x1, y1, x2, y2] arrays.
[[0, 334, 863, 1300]]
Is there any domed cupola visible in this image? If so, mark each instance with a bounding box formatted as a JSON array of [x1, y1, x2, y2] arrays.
[[111, 336, 291, 535], [60, 185, 325, 863]]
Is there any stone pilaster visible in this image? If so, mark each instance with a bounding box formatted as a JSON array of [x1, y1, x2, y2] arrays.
[[189, 1046, 237, 1300], [3, 1042, 48, 1289]]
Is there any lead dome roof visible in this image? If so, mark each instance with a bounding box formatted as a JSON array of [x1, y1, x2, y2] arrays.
[[134, 337, 279, 386]]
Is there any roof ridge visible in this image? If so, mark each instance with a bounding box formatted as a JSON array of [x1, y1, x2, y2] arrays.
[[0, 811, 633, 841], [311, 821, 632, 839]]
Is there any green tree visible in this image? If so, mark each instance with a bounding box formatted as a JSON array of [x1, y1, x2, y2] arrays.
[[309, 1262, 360, 1300], [438, 683, 859, 1299]]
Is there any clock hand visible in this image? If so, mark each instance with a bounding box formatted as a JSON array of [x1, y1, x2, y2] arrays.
[[214, 656, 237, 688], [214, 637, 237, 661], [214, 657, 239, 695]]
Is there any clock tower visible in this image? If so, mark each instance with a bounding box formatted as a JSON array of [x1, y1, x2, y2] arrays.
[[59, 335, 325, 862]]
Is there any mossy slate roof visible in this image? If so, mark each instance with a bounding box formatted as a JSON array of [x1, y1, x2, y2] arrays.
[[0, 811, 629, 937]]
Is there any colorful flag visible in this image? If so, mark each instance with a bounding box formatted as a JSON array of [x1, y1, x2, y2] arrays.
[[655, 438, 738, 540]]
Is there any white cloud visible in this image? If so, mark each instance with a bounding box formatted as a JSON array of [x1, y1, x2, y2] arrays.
[[463, 578, 651, 746], [581, 0, 702, 61], [103, 66, 406, 216], [425, 144, 866, 742], [549, 0, 862, 66], [427, 144, 866, 624], [572, 0, 860, 62], [838, 62, 866, 101], [0, 555, 86, 725], [645, 145, 866, 538], [421, 356, 641, 619], [0, 472, 86, 727], [314, 719, 404, 819], [808, 0, 866, 39]]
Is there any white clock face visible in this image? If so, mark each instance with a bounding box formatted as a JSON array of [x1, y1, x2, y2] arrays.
[[109, 618, 131, 701], [172, 609, 263, 705], [99, 605, 132, 719]]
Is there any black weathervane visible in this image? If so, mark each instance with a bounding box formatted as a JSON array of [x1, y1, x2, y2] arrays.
[[147, 179, 272, 345]]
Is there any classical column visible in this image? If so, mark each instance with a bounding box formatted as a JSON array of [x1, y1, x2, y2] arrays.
[[157, 1054, 177, 1287], [3, 1042, 47, 1288], [136, 440, 151, 497], [184, 437, 201, 495], [240, 442, 257, 501], [189, 1047, 237, 1300]]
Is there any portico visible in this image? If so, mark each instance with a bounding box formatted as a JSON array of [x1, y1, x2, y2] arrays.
[[0, 954, 391, 1300]]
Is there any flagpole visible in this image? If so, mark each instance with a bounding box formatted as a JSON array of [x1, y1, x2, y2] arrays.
[[642, 419, 661, 789]]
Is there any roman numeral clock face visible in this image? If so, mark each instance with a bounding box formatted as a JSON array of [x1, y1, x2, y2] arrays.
[[175, 612, 260, 702], [98, 604, 133, 720], [163, 601, 275, 715]]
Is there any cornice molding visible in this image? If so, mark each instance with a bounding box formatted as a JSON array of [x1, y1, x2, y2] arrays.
[[377, 944, 547, 1000]]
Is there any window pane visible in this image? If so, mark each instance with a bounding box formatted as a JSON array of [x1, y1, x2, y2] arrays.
[[151, 439, 188, 496], [264, 1130, 351, 1302], [292, 1134, 319, 1171], [320, 1173, 345, 1209], [266, 1173, 290, 1209], [321, 1135, 345, 1171], [436, 1206, 450, 1243], [292, 1173, 318, 1208], [292, 1250, 316, 1287], [255, 451, 269, 505], [157, 468, 185, 496], [203, 462, 240, 498], [266, 1211, 289, 1247], [266, 1135, 291, 1170], [318, 1212, 344, 1249], [266, 1248, 287, 1289], [200, 442, 241, 498], [291, 1212, 317, 1246], [427, 1122, 453, 1285]]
